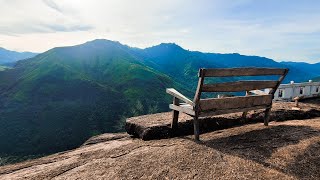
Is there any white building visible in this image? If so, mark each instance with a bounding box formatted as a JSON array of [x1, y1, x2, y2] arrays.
[[272, 80, 320, 101]]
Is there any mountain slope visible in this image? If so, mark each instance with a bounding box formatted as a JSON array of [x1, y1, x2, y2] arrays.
[[0, 40, 181, 159], [0, 47, 38, 66]]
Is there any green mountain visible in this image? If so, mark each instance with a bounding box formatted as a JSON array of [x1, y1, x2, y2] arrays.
[[0, 39, 318, 165], [0, 40, 183, 162], [0, 47, 38, 66]]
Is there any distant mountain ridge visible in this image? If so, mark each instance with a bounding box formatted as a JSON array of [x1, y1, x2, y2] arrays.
[[281, 61, 320, 77], [0, 39, 319, 164], [0, 47, 38, 66], [134, 42, 317, 85]]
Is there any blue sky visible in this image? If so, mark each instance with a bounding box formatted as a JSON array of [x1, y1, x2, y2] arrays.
[[0, 0, 319, 63]]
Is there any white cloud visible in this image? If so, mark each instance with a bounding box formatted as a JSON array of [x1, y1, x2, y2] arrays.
[[0, 0, 93, 34], [0, 0, 319, 62], [42, 0, 62, 13]]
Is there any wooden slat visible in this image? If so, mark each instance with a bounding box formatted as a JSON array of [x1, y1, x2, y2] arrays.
[[199, 95, 273, 111], [202, 81, 278, 92], [169, 104, 195, 116], [199, 105, 269, 117], [166, 88, 194, 105], [202, 68, 288, 77]]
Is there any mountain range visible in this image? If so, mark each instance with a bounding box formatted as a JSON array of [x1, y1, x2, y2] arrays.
[[281, 61, 320, 79], [0, 47, 37, 66], [0, 39, 319, 165]]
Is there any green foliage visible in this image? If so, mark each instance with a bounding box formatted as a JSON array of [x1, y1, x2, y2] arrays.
[[113, 115, 127, 132], [148, 103, 159, 114], [131, 100, 144, 116]]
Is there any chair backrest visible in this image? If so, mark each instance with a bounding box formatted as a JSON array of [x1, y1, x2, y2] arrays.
[[193, 68, 288, 113]]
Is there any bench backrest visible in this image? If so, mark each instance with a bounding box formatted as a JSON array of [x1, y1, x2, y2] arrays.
[[193, 68, 288, 113]]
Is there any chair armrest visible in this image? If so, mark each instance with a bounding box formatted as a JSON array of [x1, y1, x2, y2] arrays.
[[166, 88, 194, 106]]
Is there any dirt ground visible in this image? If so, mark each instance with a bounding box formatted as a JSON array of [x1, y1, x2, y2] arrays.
[[1, 117, 319, 179]]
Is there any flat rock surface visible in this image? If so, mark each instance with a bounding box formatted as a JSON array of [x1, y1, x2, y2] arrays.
[[126, 99, 320, 140], [1, 118, 320, 179]]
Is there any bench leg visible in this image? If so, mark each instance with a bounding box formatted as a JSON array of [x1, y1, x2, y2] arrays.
[[171, 97, 179, 129], [241, 91, 249, 121], [193, 115, 200, 141], [264, 108, 271, 126], [171, 110, 179, 129]]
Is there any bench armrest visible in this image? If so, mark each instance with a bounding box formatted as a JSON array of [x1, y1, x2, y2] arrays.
[[166, 88, 194, 106], [249, 90, 268, 95]]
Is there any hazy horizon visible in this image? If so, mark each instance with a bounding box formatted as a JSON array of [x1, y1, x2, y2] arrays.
[[1, 0, 320, 63]]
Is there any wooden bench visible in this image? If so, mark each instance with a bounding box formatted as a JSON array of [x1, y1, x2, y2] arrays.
[[166, 68, 288, 141]]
